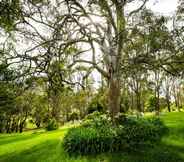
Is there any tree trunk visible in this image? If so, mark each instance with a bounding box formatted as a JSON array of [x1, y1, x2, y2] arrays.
[[136, 91, 142, 113], [19, 119, 26, 133], [19, 123, 24, 133], [154, 70, 160, 116], [156, 92, 160, 115], [177, 90, 181, 112], [108, 76, 121, 120], [131, 91, 134, 111], [166, 93, 171, 112], [36, 121, 41, 128], [155, 86, 160, 116], [167, 100, 171, 112], [173, 85, 179, 110], [165, 82, 171, 112], [6, 118, 11, 133]]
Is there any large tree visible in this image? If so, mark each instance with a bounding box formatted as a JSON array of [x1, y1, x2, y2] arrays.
[[0, 0, 149, 119], [1, 0, 183, 120], [55, 0, 149, 119]]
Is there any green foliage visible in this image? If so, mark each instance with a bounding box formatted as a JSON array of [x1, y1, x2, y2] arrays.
[[116, 116, 169, 149], [0, 83, 15, 110], [45, 119, 59, 131], [120, 95, 130, 113], [147, 96, 157, 112], [0, 112, 183, 162], [63, 126, 117, 155], [147, 96, 168, 112], [81, 112, 112, 128], [0, 63, 19, 133], [87, 92, 107, 114], [0, 0, 21, 31], [63, 112, 168, 155], [68, 111, 79, 122], [63, 112, 117, 154], [87, 101, 103, 114], [31, 95, 49, 128]]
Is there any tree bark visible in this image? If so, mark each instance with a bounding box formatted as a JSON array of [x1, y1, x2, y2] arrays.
[[155, 88, 160, 116], [136, 92, 142, 113], [166, 92, 171, 112], [167, 100, 171, 112], [154, 70, 160, 116], [108, 76, 121, 120]]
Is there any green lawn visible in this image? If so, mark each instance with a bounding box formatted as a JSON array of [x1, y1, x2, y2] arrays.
[[1, 112, 184, 162]]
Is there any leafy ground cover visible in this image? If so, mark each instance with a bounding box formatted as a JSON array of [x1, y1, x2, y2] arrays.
[[0, 112, 184, 162]]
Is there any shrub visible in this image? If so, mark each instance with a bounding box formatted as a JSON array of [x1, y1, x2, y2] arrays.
[[86, 93, 107, 114], [63, 113, 168, 155], [68, 111, 79, 122], [81, 111, 112, 128], [87, 100, 104, 114], [116, 117, 168, 149], [63, 126, 117, 155], [63, 112, 117, 154], [45, 119, 59, 131]]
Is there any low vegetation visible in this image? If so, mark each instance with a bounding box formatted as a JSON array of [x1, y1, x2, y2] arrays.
[[45, 119, 59, 131], [63, 112, 168, 154], [0, 112, 183, 162]]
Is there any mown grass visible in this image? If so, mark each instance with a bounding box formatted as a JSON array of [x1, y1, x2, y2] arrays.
[[0, 112, 184, 162]]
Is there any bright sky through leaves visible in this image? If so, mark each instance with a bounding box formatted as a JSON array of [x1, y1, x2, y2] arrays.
[[147, 0, 178, 15], [93, 0, 178, 87]]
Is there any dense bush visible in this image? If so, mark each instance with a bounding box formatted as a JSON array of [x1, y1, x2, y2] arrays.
[[68, 111, 79, 122], [146, 96, 167, 112], [63, 112, 168, 155], [63, 126, 117, 154], [116, 116, 168, 149], [86, 91, 107, 114], [63, 112, 117, 154], [45, 119, 59, 131], [87, 98, 104, 114], [81, 111, 112, 128]]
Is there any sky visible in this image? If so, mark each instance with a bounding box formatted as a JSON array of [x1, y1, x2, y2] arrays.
[[147, 0, 178, 15]]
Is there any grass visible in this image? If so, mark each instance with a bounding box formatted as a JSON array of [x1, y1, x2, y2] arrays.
[[0, 112, 184, 162]]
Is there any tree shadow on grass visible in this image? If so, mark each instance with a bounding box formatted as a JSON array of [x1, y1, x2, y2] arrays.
[[0, 132, 44, 146], [60, 141, 184, 162], [107, 125, 184, 162], [106, 142, 184, 162], [0, 139, 98, 162], [170, 127, 184, 138], [0, 139, 60, 162]]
